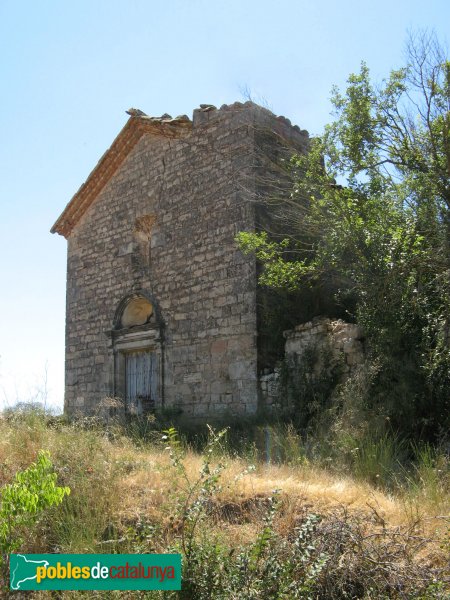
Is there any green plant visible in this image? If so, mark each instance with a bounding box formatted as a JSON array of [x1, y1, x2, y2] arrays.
[[0, 450, 70, 587], [402, 442, 450, 514], [163, 426, 228, 560], [278, 341, 342, 432], [349, 432, 407, 488], [237, 31, 450, 443], [177, 492, 330, 600], [163, 428, 332, 599]]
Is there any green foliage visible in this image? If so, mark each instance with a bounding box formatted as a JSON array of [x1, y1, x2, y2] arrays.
[[278, 341, 343, 431], [215, 507, 329, 600], [0, 450, 70, 586], [350, 432, 408, 487], [237, 31, 450, 441], [163, 425, 228, 562], [176, 492, 330, 599], [236, 231, 313, 290], [403, 442, 450, 513], [163, 429, 331, 599]]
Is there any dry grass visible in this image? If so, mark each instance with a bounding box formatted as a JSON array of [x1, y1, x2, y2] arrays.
[[110, 442, 448, 597], [116, 444, 447, 529], [0, 412, 448, 598], [1, 412, 447, 540]]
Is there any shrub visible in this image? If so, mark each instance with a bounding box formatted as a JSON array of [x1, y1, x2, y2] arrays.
[[0, 450, 70, 589]]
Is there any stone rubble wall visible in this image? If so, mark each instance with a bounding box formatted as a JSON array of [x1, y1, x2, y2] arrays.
[[260, 317, 365, 407]]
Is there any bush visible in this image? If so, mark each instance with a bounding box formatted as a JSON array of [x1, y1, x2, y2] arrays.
[[0, 450, 70, 589]]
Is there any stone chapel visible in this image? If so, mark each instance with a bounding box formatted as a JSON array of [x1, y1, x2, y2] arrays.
[[52, 101, 309, 418]]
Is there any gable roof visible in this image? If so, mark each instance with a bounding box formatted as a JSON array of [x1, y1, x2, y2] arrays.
[[51, 113, 192, 238]]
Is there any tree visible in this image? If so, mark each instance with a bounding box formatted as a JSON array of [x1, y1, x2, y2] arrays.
[[237, 31, 450, 440]]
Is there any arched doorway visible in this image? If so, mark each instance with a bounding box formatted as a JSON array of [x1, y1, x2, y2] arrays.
[[111, 293, 164, 414]]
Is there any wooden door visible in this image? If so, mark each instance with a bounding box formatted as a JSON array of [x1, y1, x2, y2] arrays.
[[125, 350, 157, 414]]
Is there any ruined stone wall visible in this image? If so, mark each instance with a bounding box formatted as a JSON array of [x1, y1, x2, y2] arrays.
[[284, 317, 365, 373], [260, 317, 365, 407], [64, 102, 308, 418]]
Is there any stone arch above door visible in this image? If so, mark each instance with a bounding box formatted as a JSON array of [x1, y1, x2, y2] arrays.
[[113, 291, 163, 331]]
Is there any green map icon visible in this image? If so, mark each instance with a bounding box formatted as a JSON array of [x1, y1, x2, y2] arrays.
[[10, 554, 49, 590]]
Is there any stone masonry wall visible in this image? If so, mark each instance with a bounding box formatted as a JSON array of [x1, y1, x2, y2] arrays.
[[260, 317, 365, 407], [63, 102, 308, 418], [284, 317, 365, 373]]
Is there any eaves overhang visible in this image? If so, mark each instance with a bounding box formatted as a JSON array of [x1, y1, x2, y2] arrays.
[[51, 113, 192, 238]]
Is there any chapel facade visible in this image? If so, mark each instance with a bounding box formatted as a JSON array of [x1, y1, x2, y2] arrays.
[[52, 102, 308, 418]]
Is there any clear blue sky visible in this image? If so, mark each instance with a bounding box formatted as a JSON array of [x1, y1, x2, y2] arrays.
[[0, 0, 448, 411]]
